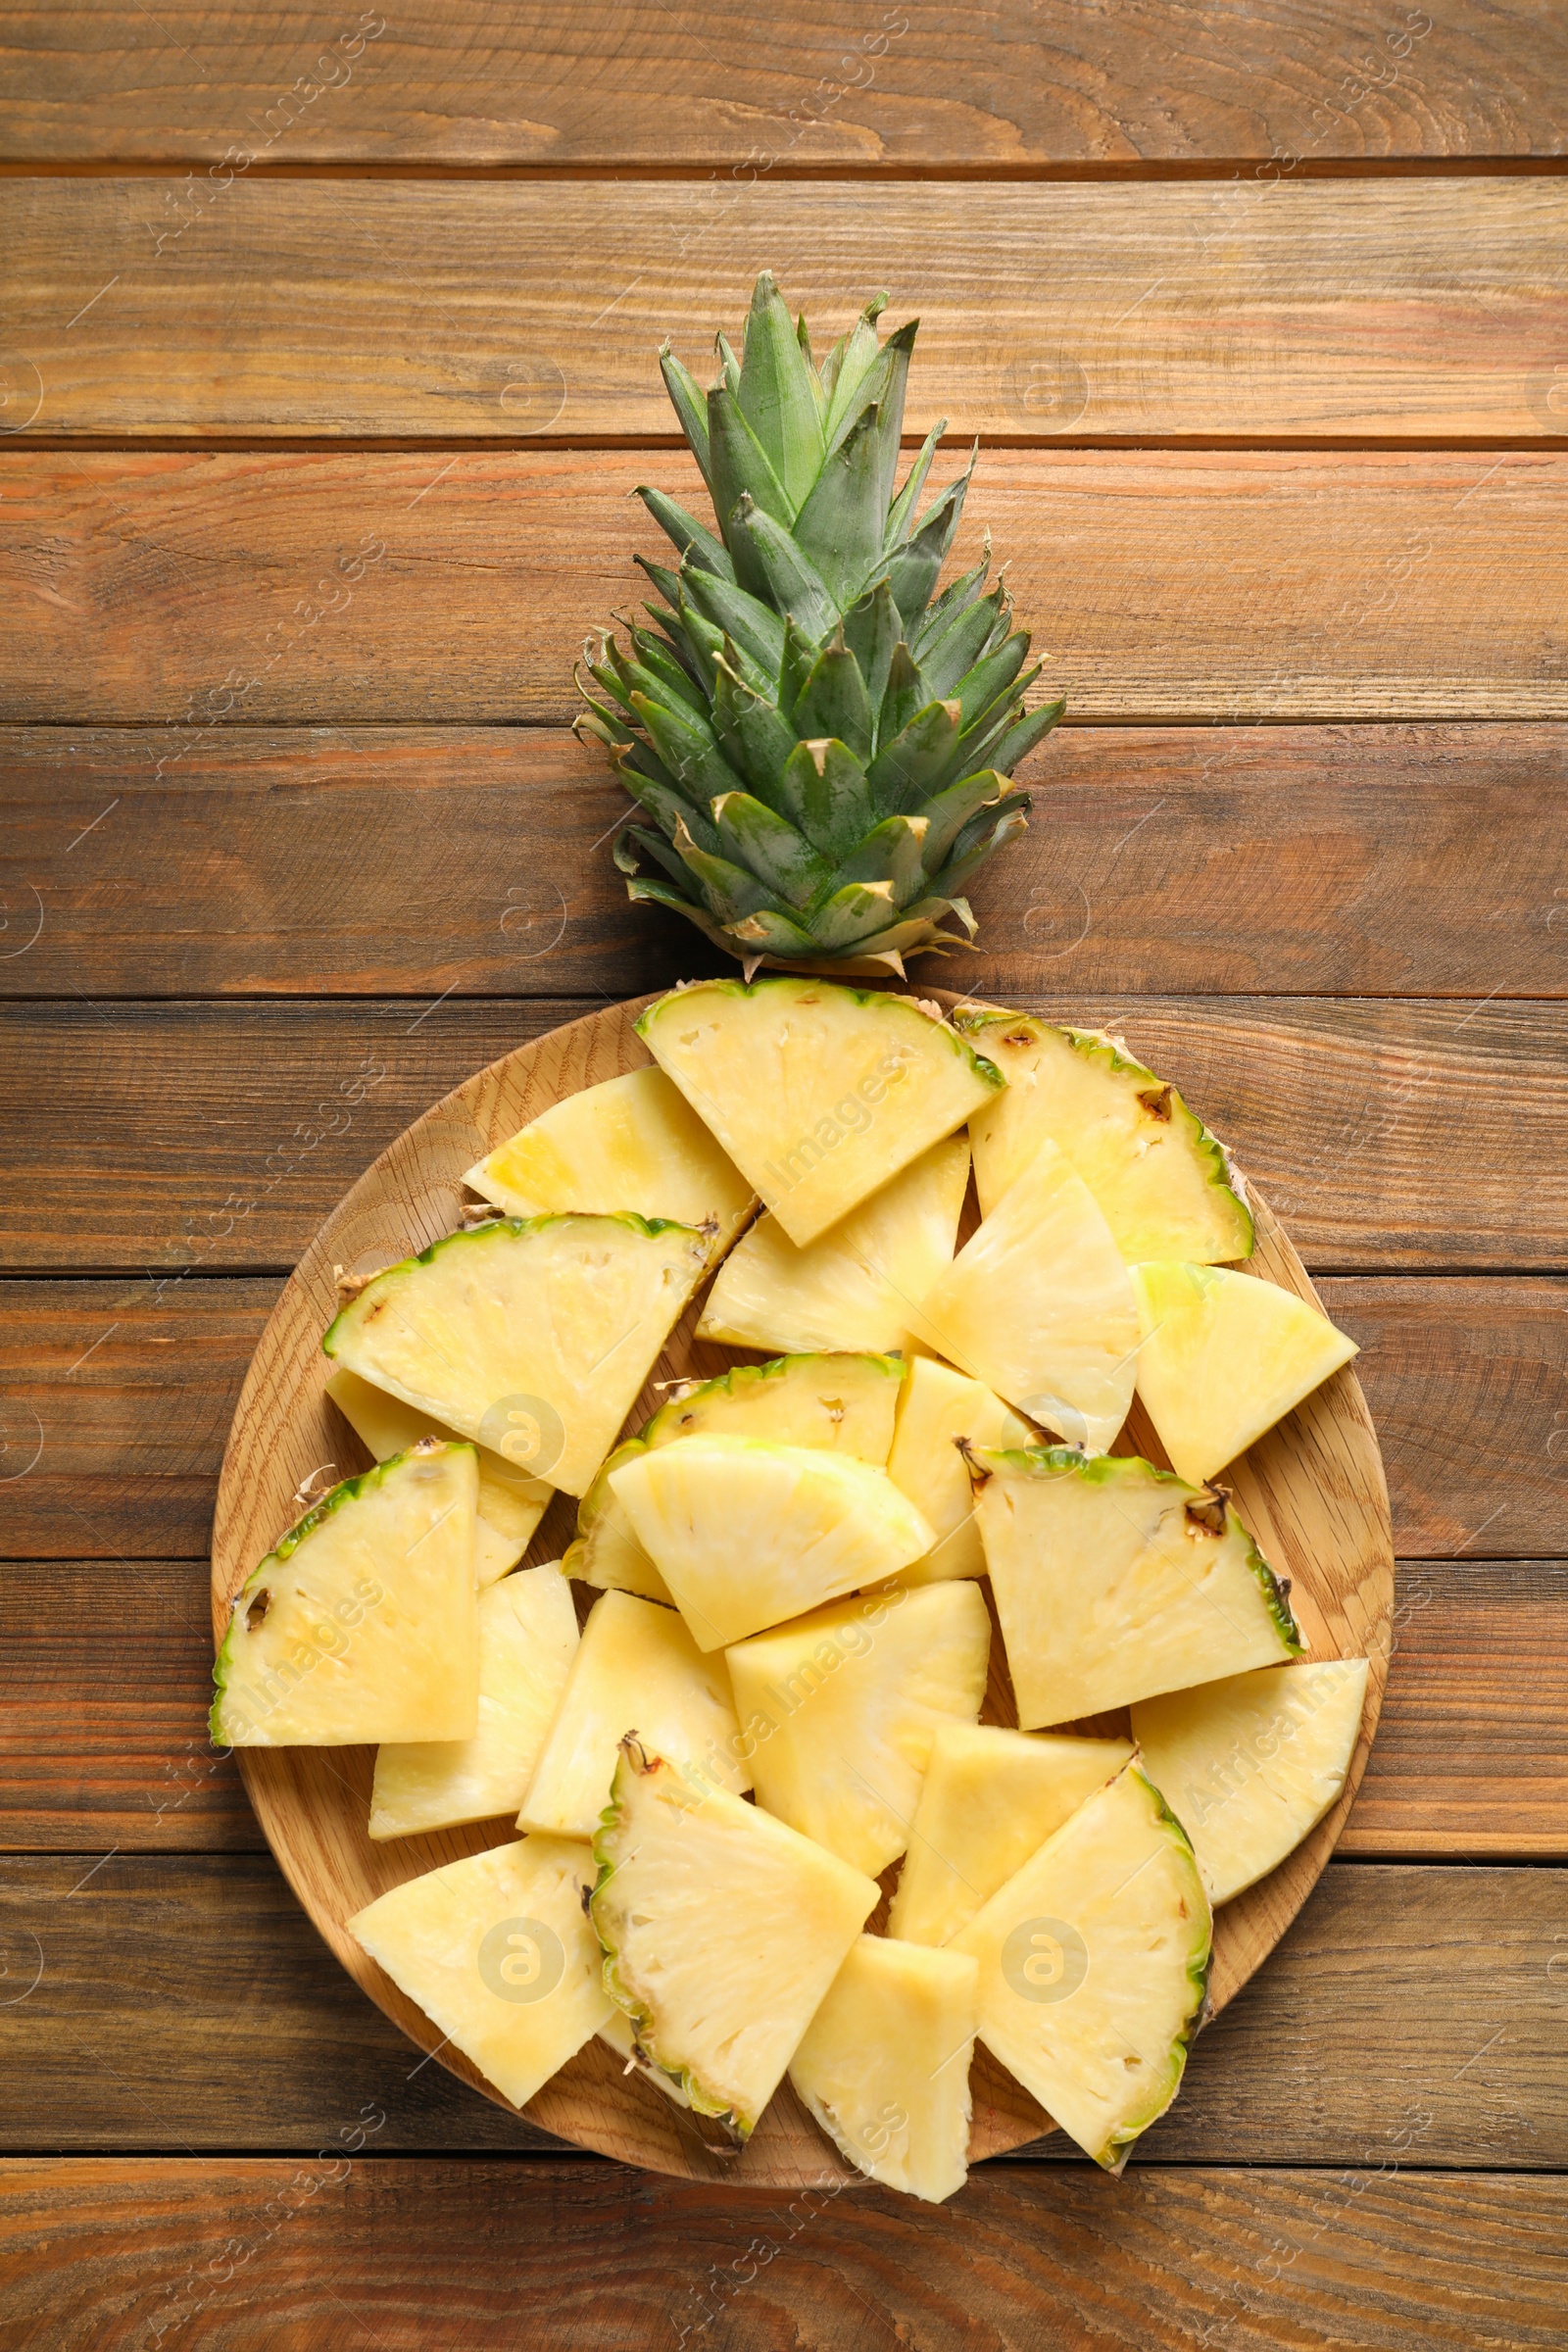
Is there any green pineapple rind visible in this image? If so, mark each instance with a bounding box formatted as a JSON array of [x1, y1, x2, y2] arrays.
[[976, 1445, 1305, 1661], [209, 1440, 473, 1744], [581, 270, 1064, 975], [954, 1009, 1254, 1260]]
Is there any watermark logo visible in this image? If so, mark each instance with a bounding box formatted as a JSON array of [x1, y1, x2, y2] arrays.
[[477, 1393, 565, 1482], [1002, 1917, 1089, 2004], [478, 1917, 564, 2004], [1007, 352, 1090, 433]]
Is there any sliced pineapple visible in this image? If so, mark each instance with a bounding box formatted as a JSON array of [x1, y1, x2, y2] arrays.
[[953, 1764, 1210, 2170], [1131, 1261, 1360, 1485], [885, 1355, 1033, 1584], [212, 1440, 478, 1747], [610, 1434, 935, 1650], [564, 1351, 905, 1604], [464, 1064, 755, 1260], [973, 1446, 1302, 1729], [517, 1589, 749, 1839], [1133, 1657, 1369, 1904], [726, 1581, 991, 1876], [591, 1737, 879, 2139], [957, 1011, 1252, 1262], [350, 1835, 610, 2110], [369, 1563, 579, 1840], [888, 1724, 1134, 1948], [637, 977, 1003, 1249], [321, 1213, 710, 1497], [915, 1140, 1139, 1452], [325, 1366, 549, 1586], [789, 1936, 979, 2204], [698, 1136, 968, 1357]]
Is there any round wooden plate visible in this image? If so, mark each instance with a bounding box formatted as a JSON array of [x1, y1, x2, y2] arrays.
[[212, 988, 1394, 2186]]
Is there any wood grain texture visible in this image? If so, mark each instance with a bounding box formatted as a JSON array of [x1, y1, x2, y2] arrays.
[[3, 450, 1564, 725], [7, 1558, 1562, 1858], [5, 722, 1566, 1002], [3, 998, 1562, 1273], [6, 177, 1568, 439], [203, 990, 1390, 2180], [0, 3, 1563, 167], [0, 1858, 1559, 2165], [5, 2163, 1568, 2352]]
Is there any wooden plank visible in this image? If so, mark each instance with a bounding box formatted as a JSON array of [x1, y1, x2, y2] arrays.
[[3, 1276, 1563, 1563], [4, 2161, 1565, 2352], [0, 1856, 1559, 2162], [5, 722, 1566, 1003], [1, 5, 1563, 167], [6, 177, 1568, 440], [2, 450, 1564, 725], [7, 1556, 1562, 1858], [1, 998, 1562, 1274]]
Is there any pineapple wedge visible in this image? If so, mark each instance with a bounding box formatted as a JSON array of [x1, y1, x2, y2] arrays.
[[957, 1011, 1252, 1262], [321, 1213, 710, 1497], [637, 977, 1003, 1248], [698, 1135, 969, 1357], [726, 1581, 991, 1875], [369, 1563, 579, 1840], [1133, 1657, 1369, 1904], [974, 1446, 1302, 1728], [326, 1365, 549, 1586], [789, 1936, 979, 2204], [517, 1589, 750, 1838], [564, 1351, 906, 1604], [885, 1355, 1033, 1583], [1131, 1261, 1360, 1485], [889, 1724, 1134, 1948], [212, 1440, 478, 1747], [350, 1835, 610, 2110], [591, 1737, 879, 2139], [464, 1064, 755, 1260], [610, 1434, 935, 1650], [953, 1764, 1210, 2170], [916, 1139, 1140, 1452]]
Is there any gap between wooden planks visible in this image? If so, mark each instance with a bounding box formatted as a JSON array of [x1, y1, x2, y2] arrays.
[[5, 1556, 1562, 1859], [4, 450, 1562, 724], [0, 1858, 1560, 2165], [2, 724, 1565, 1002], [4, 177, 1566, 439], [0, 2, 1563, 169]]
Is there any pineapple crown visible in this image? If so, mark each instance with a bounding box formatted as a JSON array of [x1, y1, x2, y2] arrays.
[[575, 270, 1065, 977]]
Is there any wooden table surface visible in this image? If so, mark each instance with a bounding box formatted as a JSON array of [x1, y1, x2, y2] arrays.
[[2, 8, 1566, 2346]]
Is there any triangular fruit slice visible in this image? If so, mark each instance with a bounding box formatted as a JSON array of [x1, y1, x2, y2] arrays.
[[953, 1764, 1210, 2170], [350, 1835, 610, 2111], [517, 1589, 749, 1838], [326, 1365, 549, 1586], [958, 1010, 1252, 1262], [591, 1737, 879, 2140], [1133, 1657, 1370, 1904], [915, 1140, 1140, 1452], [973, 1446, 1302, 1728], [369, 1563, 579, 1840], [885, 1355, 1033, 1584], [610, 1435, 935, 1649], [322, 1213, 711, 1497], [564, 1351, 906, 1604], [1131, 1261, 1359, 1484], [637, 976, 1003, 1248], [889, 1724, 1134, 1948], [212, 1440, 479, 1746], [789, 1936, 979, 2204], [726, 1582, 992, 1875], [464, 1064, 755, 1261], [698, 1136, 969, 1356]]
